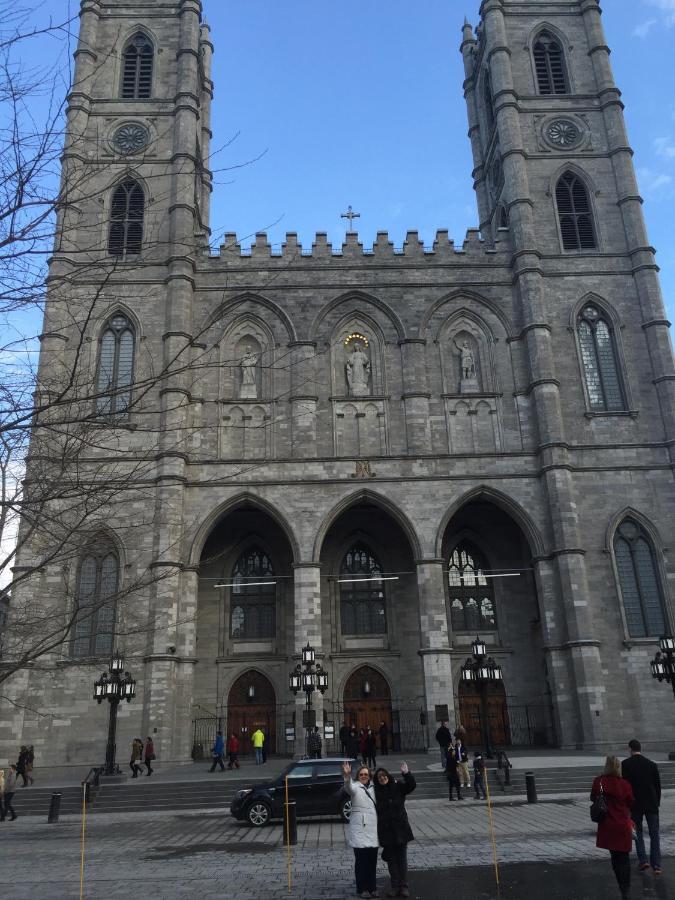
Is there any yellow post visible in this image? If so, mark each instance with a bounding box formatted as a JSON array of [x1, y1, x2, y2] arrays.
[[485, 769, 500, 894], [285, 775, 292, 892], [79, 782, 87, 900]]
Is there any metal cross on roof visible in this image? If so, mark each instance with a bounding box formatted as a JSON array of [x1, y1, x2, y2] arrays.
[[341, 205, 361, 232]]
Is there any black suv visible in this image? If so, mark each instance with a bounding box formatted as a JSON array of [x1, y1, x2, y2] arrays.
[[230, 758, 357, 827]]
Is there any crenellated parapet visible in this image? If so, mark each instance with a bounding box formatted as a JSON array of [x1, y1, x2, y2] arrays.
[[210, 227, 511, 264]]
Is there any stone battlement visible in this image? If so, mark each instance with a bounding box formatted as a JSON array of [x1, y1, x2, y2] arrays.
[[207, 227, 511, 263]]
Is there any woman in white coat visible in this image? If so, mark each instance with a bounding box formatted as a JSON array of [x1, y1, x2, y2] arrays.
[[342, 761, 379, 898]]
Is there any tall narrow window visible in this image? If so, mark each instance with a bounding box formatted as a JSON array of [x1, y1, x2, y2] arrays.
[[230, 548, 275, 640], [577, 304, 625, 411], [121, 34, 154, 99], [108, 179, 144, 256], [614, 520, 666, 638], [533, 31, 568, 94], [556, 171, 597, 250], [448, 542, 497, 632], [72, 548, 118, 657], [96, 314, 135, 414], [483, 69, 495, 132], [340, 544, 387, 635]]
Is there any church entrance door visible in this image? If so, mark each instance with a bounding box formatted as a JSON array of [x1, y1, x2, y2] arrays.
[[343, 666, 393, 740], [458, 680, 510, 748], [227, 671, 276, 756]]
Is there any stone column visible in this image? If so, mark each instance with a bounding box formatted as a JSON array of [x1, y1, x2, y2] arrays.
[[293, 563, 324, 743], [399, 340, 431, 454], [416, 559, 454, 731]]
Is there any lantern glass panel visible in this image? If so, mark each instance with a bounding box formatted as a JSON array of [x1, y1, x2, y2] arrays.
[[302, 644, 315, 665], [660, 636, 675, 653], [472, 637, 487, 657], [110, 652, 124, 673]]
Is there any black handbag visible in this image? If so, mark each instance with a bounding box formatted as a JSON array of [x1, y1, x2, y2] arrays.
[[590, 779, 608, 823]]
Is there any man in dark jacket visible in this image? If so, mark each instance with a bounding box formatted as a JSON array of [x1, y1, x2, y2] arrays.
[[621, 738, 661, 874], [374, 763, 416, 898], [435, 721, 451, 767], [445, 743, 462, 801]]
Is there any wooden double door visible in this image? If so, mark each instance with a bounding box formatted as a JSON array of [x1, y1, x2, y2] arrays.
[[458, 681, 511, 748], [343, 666, 393, 741], [227, 671, 276, 755]]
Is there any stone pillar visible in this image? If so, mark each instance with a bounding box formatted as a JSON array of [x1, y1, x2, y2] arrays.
[[416, 559, 454, 731], [399, 340, 431, 454], [293, 564, 324, 742], [289, 342, 318, 457]]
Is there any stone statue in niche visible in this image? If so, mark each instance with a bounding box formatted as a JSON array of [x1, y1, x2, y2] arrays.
[[453, 338, 479, 393], [239, 345, 259, 399], [346, 341, 371, 396]]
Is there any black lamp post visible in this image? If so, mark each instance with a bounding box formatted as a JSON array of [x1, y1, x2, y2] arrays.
[[650, 636, 675, 760], [93, 650, 136, 776], [289, 641, 329, 757], [460, 636, 503, 760]]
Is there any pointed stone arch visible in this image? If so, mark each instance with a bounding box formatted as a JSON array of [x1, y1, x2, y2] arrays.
[[206, 292, 297, 343], [312, 489, 422, 561], [309, 290, 406, 343], [419, 289, 513, 341], [226, 669, 277, 755], [188, 492, 300, 567], [435, 485, 546, 559]]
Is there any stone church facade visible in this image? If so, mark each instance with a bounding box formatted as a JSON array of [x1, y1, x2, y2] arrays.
[[3, 0, 674, 766]]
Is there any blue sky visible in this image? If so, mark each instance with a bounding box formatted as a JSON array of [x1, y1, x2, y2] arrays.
[[15, 0, 675, 322]]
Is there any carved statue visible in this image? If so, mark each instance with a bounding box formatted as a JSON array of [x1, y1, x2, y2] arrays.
[[454, 339, 476, 381], [346, 341, 371, 396], [240, 345, 258, 398]]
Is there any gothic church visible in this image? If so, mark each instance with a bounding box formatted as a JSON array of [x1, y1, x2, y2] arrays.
[[3, 0, 675, 766]]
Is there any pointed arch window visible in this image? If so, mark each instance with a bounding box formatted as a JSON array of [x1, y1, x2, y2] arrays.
[[556, 171, 597, 250], [108, 179, 144, 256], [72, 548, 118, 657], [96, 314, 135, 414], [483, 69, 495, 132], [577, 304, 625, 411], [340, 544, 387, 635], [121, 33, 154, 99], [533, 31, 568, 94], [614, 520, 667, 638], [229, 548, 275, 640], [447, 543, 497, 632]]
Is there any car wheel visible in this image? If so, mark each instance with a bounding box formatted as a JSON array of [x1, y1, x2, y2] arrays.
[[246, 800, 272, 827], [340, 798, 352, 822]]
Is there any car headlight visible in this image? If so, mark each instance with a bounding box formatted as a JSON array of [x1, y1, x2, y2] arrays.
[[235, 789, 252, 799]]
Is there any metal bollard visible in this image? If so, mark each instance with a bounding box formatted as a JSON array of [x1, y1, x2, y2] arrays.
[[525, 771, 537, 803], [47, 792, 62, 823], [283, 800, 298, 846]]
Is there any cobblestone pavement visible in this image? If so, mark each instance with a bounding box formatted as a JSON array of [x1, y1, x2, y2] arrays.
[[2, 793, 675, 899]]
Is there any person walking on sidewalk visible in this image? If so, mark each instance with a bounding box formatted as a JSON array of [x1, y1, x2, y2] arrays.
[[25, 746, 35, 785], [210, 731, 226, 772], [16, 746, 29, 787], [365, 728, 377, 770], [622, 738, 662, 875], [129, 738, 143, 777], [251, 727, 265, 765], [308, 726, 322, 759], [435, 721, 451, 768], [473, 750, 487, 800], [144, 737, 155, 776], [378, 721, 389, 756], [227, 733, 240, 769], [342, 761, 379, 899], [445, 742, 462, 801], [0, 768, 5, 821], [374, 763, 416, 898], [4, 764, 18, 820], [591, 755, 634, 900]]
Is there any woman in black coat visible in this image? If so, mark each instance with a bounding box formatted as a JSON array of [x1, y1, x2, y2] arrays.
[[373, 763, 416, 898]]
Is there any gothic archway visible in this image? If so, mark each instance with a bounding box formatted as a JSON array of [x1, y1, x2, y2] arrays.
[[227, 671, 276, 755], [343, 666, 393, 739]]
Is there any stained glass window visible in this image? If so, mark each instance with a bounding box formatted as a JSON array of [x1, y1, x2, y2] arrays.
[[108, 180, 144, 256], [448, 543, 496, 632], [340, 544, 387, 635], [72, 549, 118, 657], [577, 305, 625, 411], [614, 520, 666, 638], [96, 314, 135, 414], [230, 548, 275, 639]]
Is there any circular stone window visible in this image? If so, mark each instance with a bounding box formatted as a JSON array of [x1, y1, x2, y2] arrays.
[[545, 118, 582, 149], [112, 123, 149, 155]]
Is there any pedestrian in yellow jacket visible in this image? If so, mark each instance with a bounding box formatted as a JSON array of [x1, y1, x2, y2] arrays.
[[252, 728, 265, 765]]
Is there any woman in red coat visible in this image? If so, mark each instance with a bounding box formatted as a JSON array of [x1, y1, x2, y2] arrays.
[[591, 756, 635, 899]]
